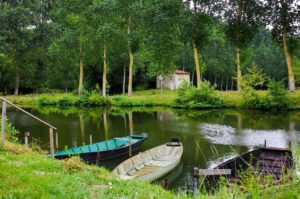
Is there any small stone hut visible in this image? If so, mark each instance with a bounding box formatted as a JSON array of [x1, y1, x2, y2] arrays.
[[156, 70, 190, 90]]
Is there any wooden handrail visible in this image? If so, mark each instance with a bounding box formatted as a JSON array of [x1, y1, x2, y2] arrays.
[[0, 97, 57, 130], [1, 97, 57, 156]]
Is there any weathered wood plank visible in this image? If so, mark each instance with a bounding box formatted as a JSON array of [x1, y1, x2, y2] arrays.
[[49, 127, 54, 157], [196, 169, 231, 176], [1, 101, 7, 148]]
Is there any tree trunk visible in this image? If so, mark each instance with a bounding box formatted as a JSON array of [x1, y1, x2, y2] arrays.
[[282, 31, 296, 92], [193, 42, 201, 88], [14, 69, 20, 95], [220, 77, 223, 91], [122, 65, 126, 95], [160, 77, 163, 95], [127, 16, 134, 97], [191, 72, 194, 86], [78, 41, 84, 96], [236, 47, 242, 91], [226, 76, 228, 91], [102, 45, 107, 97]]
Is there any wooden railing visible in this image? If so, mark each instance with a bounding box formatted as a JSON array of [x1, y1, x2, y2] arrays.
[[0, 97, 57, 156]]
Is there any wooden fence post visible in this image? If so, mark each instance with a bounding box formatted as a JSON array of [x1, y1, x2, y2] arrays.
[[55, 132, 58, 149], [24, 132, 30, 147], [1, 101, 7, 148], [49, 127, 54, 157], [89, 134, 93, 144]]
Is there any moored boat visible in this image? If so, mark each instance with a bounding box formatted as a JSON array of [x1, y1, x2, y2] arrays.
[[53, 133, 148, 164], [113, 137, 183, 182], [193, 146, 294, 192]]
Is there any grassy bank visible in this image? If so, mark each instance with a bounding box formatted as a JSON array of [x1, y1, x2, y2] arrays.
[[1, 141, 300, 199], [0, 142, 178, 198], [4, 89, 300, 109]]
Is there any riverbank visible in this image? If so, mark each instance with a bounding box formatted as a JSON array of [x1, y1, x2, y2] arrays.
[[3, 89, 300, 109], [1, 141, 300, 198], [0, 141, 180, 198]]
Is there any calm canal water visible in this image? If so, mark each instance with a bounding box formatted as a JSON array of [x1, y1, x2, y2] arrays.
[[6, 107, 300, 191]]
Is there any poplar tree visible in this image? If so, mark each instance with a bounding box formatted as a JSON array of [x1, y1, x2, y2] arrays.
[[265, 0, 300, 91]]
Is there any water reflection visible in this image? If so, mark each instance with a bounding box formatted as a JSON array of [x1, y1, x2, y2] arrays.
[[5, 107, 300, 190], [201, 123, 290, 148]]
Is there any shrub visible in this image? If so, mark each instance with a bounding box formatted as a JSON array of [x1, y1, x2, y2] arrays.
[[266, 80, 291, 110], [112, 96, 138, 106], [38, 96, 57, 106], [241, 86, 263, 109], [175, 81, 224, 108], [0, 117, 19, 142], [57, 97, 73, 107], [242, 80, 291, 110], [88, 92, 112, 106]]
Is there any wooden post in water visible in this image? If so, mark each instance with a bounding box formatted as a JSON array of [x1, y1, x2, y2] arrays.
[[1, 101, 7, 148], [193, 167, 199, 196], [55, 132, 58, 149], [89, 134, 93, 144], [128, 112, 133, 157], [24, 132, 30, 147], [49, 127, 54, 157]]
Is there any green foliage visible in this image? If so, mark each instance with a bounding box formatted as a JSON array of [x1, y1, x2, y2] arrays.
[[266, 80, 291, 110], [57, 97, 73, 107], [242, 80, 291, 110], [175, 81, 224, 108], [242, 63, 269, 89], [38, 96, 57, 106], [0, 117, 19, 142]]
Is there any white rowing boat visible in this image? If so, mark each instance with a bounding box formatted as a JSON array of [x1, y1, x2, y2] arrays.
[[112, 138, 183, 182]]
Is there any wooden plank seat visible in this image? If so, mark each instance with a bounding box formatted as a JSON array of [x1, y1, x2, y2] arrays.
[[132, 165, 161, 177]]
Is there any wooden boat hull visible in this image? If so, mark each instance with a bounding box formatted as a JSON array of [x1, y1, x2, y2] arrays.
[[53, 134, 148, 164], [199, 147, 294, 190], [113, 138, 183, 182]]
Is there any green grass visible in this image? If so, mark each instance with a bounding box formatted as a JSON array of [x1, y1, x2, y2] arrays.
[[1, 142, 299, 199], [0, 142, 181, 199], [3, 89, 300, 110]]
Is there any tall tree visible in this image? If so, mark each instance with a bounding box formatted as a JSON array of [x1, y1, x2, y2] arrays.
[[0, 1, 36, 95], [265, 0, 300, 91], [116, 0, 141, 97], [92, 0, 120, 97], [223, 0, 262, 91], [141, 0, 183, 94], [182, 0, 214, 88], [52, 0, 92, 95]]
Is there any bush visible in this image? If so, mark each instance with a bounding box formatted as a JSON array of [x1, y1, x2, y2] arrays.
[[175, 81, 224, 108], [0, 117, 19, 142], [38, 96, 57, 106], [266, 80, 291, 110], [242, 80, 291, 110], [112, 96, 139, 106], [88, 92, 112, 106], [57, 97, 73, 107]]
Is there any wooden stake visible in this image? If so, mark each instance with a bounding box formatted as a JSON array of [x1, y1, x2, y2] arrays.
[[49, 127, 54, 157], [128, 112, 133, 157], [55, 132, 58, 149], [1, 101, 7, 148], [24, 132, 30, 147], [89, 134, 93, 144]]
